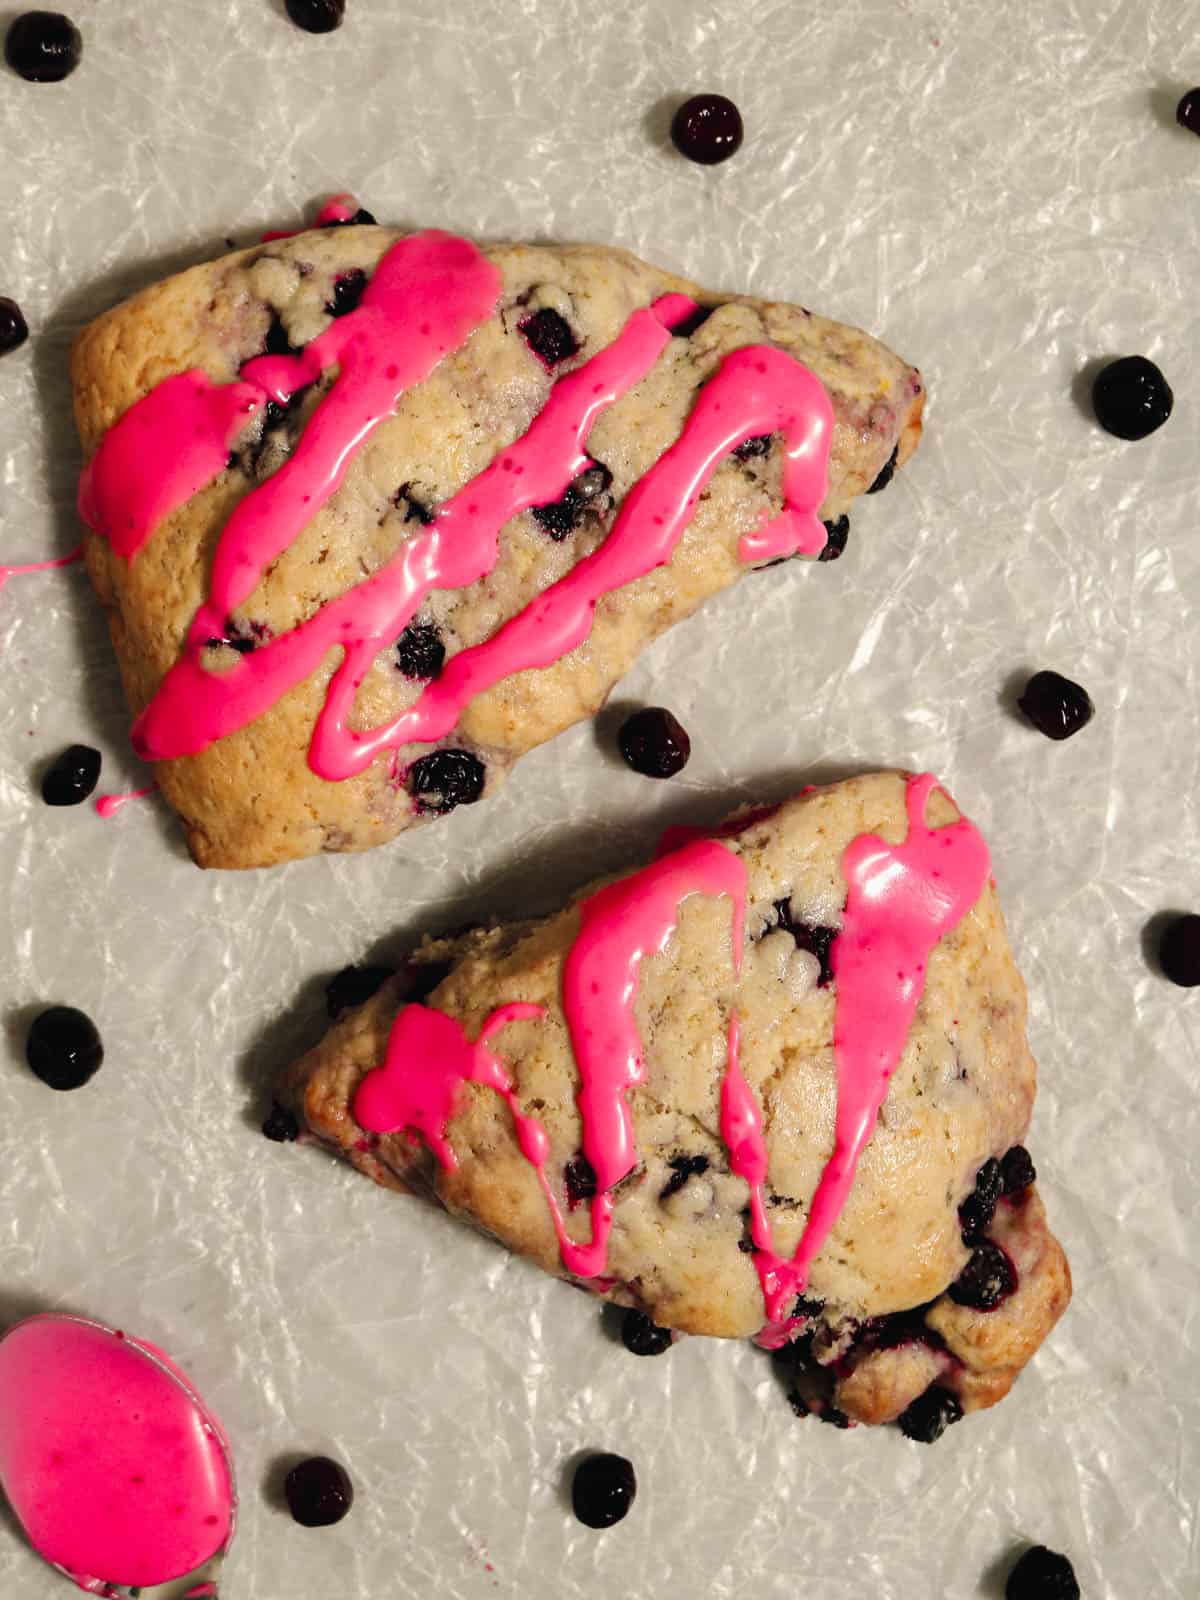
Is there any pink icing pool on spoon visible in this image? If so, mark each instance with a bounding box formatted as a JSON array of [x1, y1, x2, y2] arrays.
[[355, 838, 748, 1281], [0, 1314, 235, 1596]]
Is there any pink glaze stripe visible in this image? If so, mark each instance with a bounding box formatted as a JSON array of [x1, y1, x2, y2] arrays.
[[0, 1314, 234, 1593], [79, 228, 833, 785], [556, 838, 747, 1276], [77, 376, 263, 561], [720, 773, 992, 1329], [125, 288, 693, 768], [0, 545, 83, 593], [356, 838, 748, 1281], [94, 783, 156, 819]]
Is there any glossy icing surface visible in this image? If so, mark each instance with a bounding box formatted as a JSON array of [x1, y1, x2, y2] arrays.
[[0, 1314, 234, 1593]]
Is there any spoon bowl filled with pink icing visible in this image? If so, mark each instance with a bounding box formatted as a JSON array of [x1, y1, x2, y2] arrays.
[[0, 1314, 235, 1597]]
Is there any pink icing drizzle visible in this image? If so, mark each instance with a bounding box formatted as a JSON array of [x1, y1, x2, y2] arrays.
[[0, 545, 82, 594], [355, 838, 747, 1280], [94, 783, 156, 819], [353, 777, 986, 1328], [77, 376, 263, 561], [122, 288, 696, 769], [0, 1314, 234, 1594], [77, 229, 833, 784], [719, 773, 992, 1329], [261, 193, 360, 242]]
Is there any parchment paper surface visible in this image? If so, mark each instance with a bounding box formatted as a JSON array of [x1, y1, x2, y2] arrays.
[[1, 1, 1197, 1596]]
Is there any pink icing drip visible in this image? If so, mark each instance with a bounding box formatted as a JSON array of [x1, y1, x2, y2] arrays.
[[261, 193, 361, 241], [719, 773, 992, 1330], [94, 783, 156, 819], [320, 347, 830, 769], [354, 1001, 589, 1271], [78, 229, 833, 785], [356, 838, 747, 1281], [0, 1315, 234, 1593], [77, 376, 262, 561], [0, 545, 83, 593]]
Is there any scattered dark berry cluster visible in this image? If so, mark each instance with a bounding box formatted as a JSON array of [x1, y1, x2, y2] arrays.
[[1018, 670, 1094, 741], [733, 433, 772, 461], [571, 1453, 636, 1528], [531, 466, 611, 540], [1092, 354, 1173, 440], [564, 1155, 597, 1209], [262, 1102, 300, 1143], [325, 206, 376, 227], [818, 515, 850, 562], [958, 1157, 1003, 1240], [866, 446, 898, 494], [284, 1456, 354, 1526], [406, 749, 485, 814], [617, 708, 691, 778], [621, 1311, 673, 1357], [659, 1153, 709, 1200], [0, 297, 29, 354], [41, 744, 100, 806], [325, 964, 394, 1020], [325, 269, 366, 318], [949, 1240, 1018, 1311], [395, 621, 445, 681], [1001, 1145, 1036, 1194], [1158, 913, 1200, 987], [671, 95, 744, 165], [1005, 1544, 1080, 1600], [285, 0, 346, 34], [772, 903, 837, 987], [26, 1006, 103, 1091], [897, 1383, 962, 1444], [518, 308, 578, 367]]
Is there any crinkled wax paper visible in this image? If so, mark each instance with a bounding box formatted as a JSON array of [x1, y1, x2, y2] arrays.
[[1, 1, 1196, 1595]]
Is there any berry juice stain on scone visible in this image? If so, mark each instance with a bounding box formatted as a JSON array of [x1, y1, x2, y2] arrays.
[[71, 216, 923, 867], [280, 772, 1071, 1432]]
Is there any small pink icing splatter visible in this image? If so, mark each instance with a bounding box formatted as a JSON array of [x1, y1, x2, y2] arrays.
[[94, 783, 156, 819]]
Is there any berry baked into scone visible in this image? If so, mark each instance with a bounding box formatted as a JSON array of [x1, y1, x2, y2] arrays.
[[278, 771, 1070, 1434], [72, 222, 923, 868]]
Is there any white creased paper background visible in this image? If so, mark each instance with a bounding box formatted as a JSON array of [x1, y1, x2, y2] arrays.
[[1, 0, 1197, 1595]]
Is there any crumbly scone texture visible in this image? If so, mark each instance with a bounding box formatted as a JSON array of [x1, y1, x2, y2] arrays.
[[72, 227, 924, 868], [280, 772, 1070, 1425]]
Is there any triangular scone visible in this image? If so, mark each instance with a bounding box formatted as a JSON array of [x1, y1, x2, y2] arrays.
[[72, 226, 923, 868], [279, 772, 1070, 1432]]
